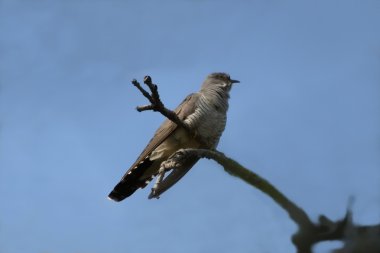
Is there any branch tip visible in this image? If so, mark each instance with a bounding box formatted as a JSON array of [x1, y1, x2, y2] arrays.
[[143, 75, 152, 84]]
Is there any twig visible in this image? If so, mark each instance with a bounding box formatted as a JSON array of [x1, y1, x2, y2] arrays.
[[131, 76, 189, 131]]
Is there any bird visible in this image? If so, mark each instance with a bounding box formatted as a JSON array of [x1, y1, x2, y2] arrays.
[[108, 72, 239, 201]]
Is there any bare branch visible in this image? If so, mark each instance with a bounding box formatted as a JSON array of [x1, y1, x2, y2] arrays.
[[153, 148, 380, 253], [131, 76, 189, 131]]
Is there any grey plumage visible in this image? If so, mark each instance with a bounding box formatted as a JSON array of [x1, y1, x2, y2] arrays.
[[108, 72, 239, 201]]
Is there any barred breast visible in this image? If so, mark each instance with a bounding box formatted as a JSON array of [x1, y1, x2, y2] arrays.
[[184, 91, 229, 148]]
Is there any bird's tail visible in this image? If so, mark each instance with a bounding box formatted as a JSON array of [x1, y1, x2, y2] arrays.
[[108, 158, 157, 202]]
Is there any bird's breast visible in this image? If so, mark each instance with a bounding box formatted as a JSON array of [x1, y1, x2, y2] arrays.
[[184, 94, 228, 148]]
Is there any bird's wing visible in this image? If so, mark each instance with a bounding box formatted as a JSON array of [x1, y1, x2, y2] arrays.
[[123, 92, 199, 178], [108, 92, 199, 201]]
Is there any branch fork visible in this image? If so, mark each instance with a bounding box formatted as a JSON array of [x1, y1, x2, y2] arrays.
[[131, 76, 189, 130]]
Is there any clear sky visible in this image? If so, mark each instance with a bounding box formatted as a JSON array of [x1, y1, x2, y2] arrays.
[[1, 1, 379, 253]]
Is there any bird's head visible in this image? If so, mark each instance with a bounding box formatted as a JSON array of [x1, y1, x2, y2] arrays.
[[201, 72, 240, 92]]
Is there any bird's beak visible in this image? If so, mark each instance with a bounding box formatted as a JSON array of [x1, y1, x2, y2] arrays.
[[231, 79, 240, 84]]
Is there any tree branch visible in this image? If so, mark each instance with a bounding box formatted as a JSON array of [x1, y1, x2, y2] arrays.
[[152, 148, 380, 253], [131, 76, 189, 131]]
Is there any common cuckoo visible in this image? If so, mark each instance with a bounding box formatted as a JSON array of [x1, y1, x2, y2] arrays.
[[108, 73, 239, 201]]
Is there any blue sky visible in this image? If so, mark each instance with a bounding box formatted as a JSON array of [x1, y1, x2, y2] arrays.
[[1, 0, 379, 252]]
